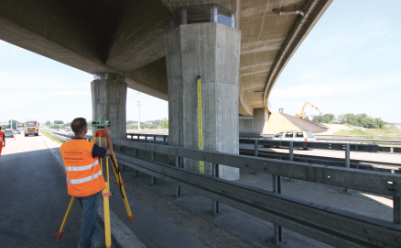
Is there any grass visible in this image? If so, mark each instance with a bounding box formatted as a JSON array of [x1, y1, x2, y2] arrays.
[[333, 127, 401, 145], [40, 130, 64, 144]]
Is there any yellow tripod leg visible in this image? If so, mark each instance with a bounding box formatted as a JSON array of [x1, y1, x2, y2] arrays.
[[56, 196, 75, 240], [111, 152, 134, 222], [102, 155, 112, 248], [103, 138, 134, 222]]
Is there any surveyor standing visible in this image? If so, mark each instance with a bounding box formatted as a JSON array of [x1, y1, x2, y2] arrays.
[[60, 117, 113, 248], [0, 127, 4, 158]]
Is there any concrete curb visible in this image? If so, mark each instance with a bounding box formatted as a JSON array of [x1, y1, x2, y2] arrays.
[[40, 134, 145, 248]]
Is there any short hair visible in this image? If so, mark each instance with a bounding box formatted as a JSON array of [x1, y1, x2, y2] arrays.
[[71, 118, 87, 134], [0, 127, 2, 130]]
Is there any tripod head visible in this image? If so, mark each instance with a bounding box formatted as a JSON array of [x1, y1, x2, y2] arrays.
[[92, 118, 111, 130]]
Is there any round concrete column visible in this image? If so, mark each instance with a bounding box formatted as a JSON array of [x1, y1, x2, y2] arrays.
[[91, 73, 127, 140]]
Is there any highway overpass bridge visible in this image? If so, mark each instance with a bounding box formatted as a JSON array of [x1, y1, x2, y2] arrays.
[[0, 0, 332, 179]]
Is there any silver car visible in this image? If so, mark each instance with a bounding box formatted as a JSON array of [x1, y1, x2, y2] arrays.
[[262, 131, 316, 148], [271, 130, 316, 142]]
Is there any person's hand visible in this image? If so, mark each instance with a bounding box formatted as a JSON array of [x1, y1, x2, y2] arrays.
[[104, 125, 111, 137]]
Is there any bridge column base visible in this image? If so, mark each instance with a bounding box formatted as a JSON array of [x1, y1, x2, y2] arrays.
[[166, 23, 241, 180], [91, 73, 127, 140], [239, 108, 270, 134]]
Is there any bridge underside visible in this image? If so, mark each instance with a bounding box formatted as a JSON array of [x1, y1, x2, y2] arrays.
[[0, 0, 332, 115], [0, 0, 332, 178]]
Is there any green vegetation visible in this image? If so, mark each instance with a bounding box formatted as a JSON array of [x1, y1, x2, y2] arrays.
[[334, 127, 401, 141], [314, 114, 335, 123], [126, 118, 168, 130], [314, 113, 386, 129], [40, 130, 64, 144]]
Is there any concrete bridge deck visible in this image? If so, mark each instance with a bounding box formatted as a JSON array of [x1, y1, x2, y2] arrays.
[[0, 133, 396, 248]]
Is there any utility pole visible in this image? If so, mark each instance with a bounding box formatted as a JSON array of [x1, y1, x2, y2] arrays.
[[137, 92, 141, 131]]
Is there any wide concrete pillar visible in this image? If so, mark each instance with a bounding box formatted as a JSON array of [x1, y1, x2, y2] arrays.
[[239, 108, 270, 134], [91, 73, 127, 140], [165, 22, 241, 181]]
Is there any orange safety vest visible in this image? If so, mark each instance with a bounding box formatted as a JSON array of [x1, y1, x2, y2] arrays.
[[60, 139, 106, 197], [0, 131, 3, 142]]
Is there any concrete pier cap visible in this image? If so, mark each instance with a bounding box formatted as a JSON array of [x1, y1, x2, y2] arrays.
[[165, 4, 240, 181], [91, 72, 127, 140]]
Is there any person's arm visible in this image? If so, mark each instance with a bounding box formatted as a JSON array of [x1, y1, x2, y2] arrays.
[[104, 126, 113, 156]]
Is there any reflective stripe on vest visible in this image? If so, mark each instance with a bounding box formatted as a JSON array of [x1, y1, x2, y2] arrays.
[[64, 160, 99, 172], [60, 139, 106, 197], [67, 170, 103, 184]]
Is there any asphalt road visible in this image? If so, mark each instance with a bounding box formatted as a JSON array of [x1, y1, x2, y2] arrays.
[[2, 133, 397, 248], [0, 133, 94, 247]]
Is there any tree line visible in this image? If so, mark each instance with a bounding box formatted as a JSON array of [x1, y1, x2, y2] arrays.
[[126, 118, 168, 129], [313, 113, 385, 129]]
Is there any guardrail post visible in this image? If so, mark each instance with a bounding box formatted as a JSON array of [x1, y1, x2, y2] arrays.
[[340, 144, 351, 194], [285, 141, 295, 182], [145, 134, 148, 143], [163, 136, 167, 145], [394, 196, 401, 224], [132, 148, 139, 177], [175, 156, 181, 197], [151, 151, 156, 186], [254, 140, 259, 157], [212, 163, 220, 215], [272, 175, 283, 243]]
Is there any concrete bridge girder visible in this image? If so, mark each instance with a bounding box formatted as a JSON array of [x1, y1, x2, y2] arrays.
[[0, 0, 333, 117]]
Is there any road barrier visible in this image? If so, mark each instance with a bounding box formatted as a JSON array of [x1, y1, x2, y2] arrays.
[[48, 131, 401, 247], [112, 139, 401, 248]]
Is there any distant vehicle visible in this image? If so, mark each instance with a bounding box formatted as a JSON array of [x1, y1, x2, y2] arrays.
[[13, 129, 21, 134], [4, 129, 14, 138], [262, 130, 316, 148], [65, 127, 71, 132], [24, 120, 39, 137]]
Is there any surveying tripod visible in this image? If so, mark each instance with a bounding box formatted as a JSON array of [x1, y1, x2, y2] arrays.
[[56, 129, 134, 248]]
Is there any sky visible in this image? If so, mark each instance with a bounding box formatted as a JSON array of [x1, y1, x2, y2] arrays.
[[269, 0, 401, 123], [0, 0, 400, 124]]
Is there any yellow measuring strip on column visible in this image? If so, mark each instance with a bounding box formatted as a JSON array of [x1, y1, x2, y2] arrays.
[[197, 76, 204, 174]]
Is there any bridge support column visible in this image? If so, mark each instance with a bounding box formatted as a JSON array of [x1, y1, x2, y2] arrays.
[[91, 73, 127, 140], [239, 108, 270, 134], [165, 23, 241, 180]]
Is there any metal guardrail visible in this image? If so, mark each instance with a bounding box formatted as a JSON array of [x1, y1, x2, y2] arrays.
[[46, 131, 401, 247], [240, 148, 401, 172], [126, 133, 168, 144], [112, 139, 401, 248], [42, 131, 70, 142], [239, 138, 401, 154], [316, 137, 401, 145]]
